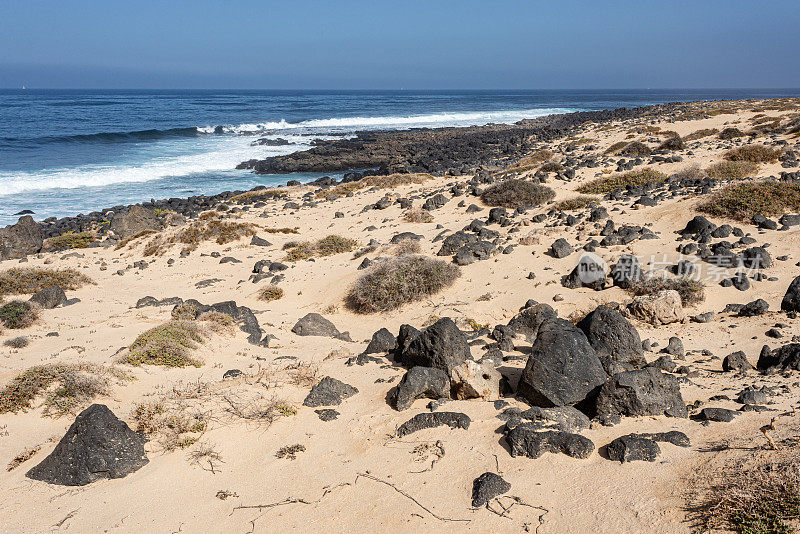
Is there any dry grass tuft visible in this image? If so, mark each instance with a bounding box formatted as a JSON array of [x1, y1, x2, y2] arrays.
[[0, 267, 92, 297], [577, 168, 668, 194], [673, 164, 708, 181], [403, 208, 433, 223], [44, 231, 95, 249], [555, 196, 598, 211], [284, 234, 358, 261], [285, 362, 320, 387], [724, 145, 784, 164], [345, 255, 461, 313], [480, 179, 555, 208], [257, 285, 284, 302], [0, 300, 38, 329], [0, 363, 130, 416], [316, 173, 433, 199], [391, 238, 422, 256], [705, 160, 760, 181], [6, 445, 40, 471], [629, 276, 705, 306], [142, 219, 258, 256], [698, 181, 800, 221], [505, 149, 554, 172]]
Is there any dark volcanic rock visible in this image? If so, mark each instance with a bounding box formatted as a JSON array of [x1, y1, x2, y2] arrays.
[[593, 367, 687, 418], [0, 215, 43, 260], [514, 406, 591, 433], [577, 305, 645, 374], [782, 275, 800, 313], [517, 319, 607, 408], [395, 317, 470, 375], [506, 424, 594, 459], [507, 303, 558, 342], [110, 205, 160, 239], [472, 472, 511, 507], [26, 404, 148, 486], [291, 313, 351, 341], [722, 351, 753, 371], [738, 299, 769, 317], [302, 377, 358, 407], [757, 343, 800, 372], [549, 238, 573, 258], [364, 327, 397, 354], [396, 412, 471, 437], [28, 285, 67, 309], [699, 407, 736, 422], [606, 434, 661, 462], [314, 409, 340, 421], [393, 366, 450, 411]]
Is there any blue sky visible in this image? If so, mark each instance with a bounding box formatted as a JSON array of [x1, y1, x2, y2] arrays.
[[1, 0, 799, 89]]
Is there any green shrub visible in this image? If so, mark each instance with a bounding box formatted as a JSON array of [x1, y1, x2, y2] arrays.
[[284, 235, 358, 261], [346, 255, 461, 313], [480, 179, 555, 208], [724, 145, 783, 163], [705, 161, 760, 181], [123, 321, 205, 367], [577, 168, 667, 194], [0, 301, 38, 329], [0, 268, 92, 297], [45, 232, 95, 249], [555, 196, 598, 211], [698, 181, 800, 221]]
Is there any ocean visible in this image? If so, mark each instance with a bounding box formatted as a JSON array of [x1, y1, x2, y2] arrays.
[[1, 88, 798, 225]]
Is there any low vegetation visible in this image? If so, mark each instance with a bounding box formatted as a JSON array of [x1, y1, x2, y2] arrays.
[[346, 255, 461, 313], [0, 301, 38, 329], [628, 276, 706, 306], [391, 238, 422, 256], [705, 160, 760, 181], [505, 149, 554, 172], [3, 336, 29, 348], [724, 145, 783, 164], [44, 231, 95, 249], [142, 219, 258, 256], [480, 179, 555, 208], [718, 127, 746, 140], [605, 140, 651, 156], [230, 189, 285, 203], [284, 234, 358, 261], [258, 285, 284, 302], [538, 161, 564, 173], [0, 363, 130, 416], [315, 173, 433, 199], [0, 267, 93, 297], [577, 168, 668, 194], [403, 207, 433, 223], [555, 196, 598, 211], [698, 181, 800, 221], [672, 164, 708, 181], [684, 128, 719, 141]]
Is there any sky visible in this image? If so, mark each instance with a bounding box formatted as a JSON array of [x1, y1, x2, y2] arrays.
[[1, 0, 799, 90]]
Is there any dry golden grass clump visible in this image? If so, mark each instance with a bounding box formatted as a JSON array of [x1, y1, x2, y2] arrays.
[[142, 219, 258, 256], [258, 285, 284, 302], [672, 164, 708, 181], [684, 128, 719, 141], [604, 140, 651, 156], [315, 173, 433, 199], [44, 231, 95, 249], [480, 179, 555, 208], [628, 276, 705, 306], [0, 300, 38, 329], [284, 234, 358, 261], [705, 160, 760, 181], [724, 144, 784, 163], [555, 196, 598, 211], [0, 267, 92, 297], [402, 207, 434, 223], [391, 238, 422, 256], [0, 363, 130, 416], [261, 227, 300, 234], [505, 149, 554, 172], [345, 255, 461, 313], [577, 168, 667, 194], [230, 188, 285, 203], [698, 181, 800, 221]]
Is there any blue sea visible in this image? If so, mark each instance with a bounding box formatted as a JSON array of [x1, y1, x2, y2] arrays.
[[1, 88, 798, 225]]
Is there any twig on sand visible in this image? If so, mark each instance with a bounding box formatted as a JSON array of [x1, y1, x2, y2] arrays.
[[486, 495, 549, 534], [355, 472, 471, 523], [760, 409, 796, 450], [52, 508, 79, 529]]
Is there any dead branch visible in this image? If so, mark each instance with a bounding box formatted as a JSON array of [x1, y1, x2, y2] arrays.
[[355, 472, 470, 523]]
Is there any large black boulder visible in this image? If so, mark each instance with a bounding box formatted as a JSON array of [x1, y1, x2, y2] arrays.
[[593, 367, 687, 418], [291, 313, 351, 341], [517, 319, 607, 407], [392, 366, 450, 411], [757, 343, 800, 372], [26, 404, 148, 486], [395, 317, 470, 375], [577, 305, 645, 374], [506, 424, 594, 459], [29, 285, 67, 309], [302, 377, 358, 407], [364, 327, 397, 354], [782, 275, 800, 313], [396, 412, 470, 437], [507, 303, 557, 342], [0, 215, 43, 260]]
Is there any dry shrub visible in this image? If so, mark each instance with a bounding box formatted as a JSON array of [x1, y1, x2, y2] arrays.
[[0, 300, 38, 329], [657, 136, 685, 151], [684, 128, 719, 141], [555, 196, 598, 211], [6, 445, 40, 472], [506, 149, 554, 172], [316, 173, 433, 199], [285, 362, 320, 387], [0, 363, 129, 416], [699, 181, 800, 221], [142, 219, 258, 256], [115, 229, 158, 249], [403, 208, 433, 223], [0, 267, 93, 296], [538, 161, 564, 173], [3, 336, 29, 348], [392, 238, 422, 256], [276, 443, 305, 460], [230, 189, 284, 203], [261, 227, 299, 234], [346, 255, 461, 313], [604, 141, 629, 155], [619, 141, 652, 156], [628, 276, 705, 306], [44, 231, 95, 249], [706, 160, 760, 181], [719, 127, 746, 140], [258, 285, 284, 302], [724, 145, 784, 164], [197, 311, 236, 334], [577, 168, 668, 194], [673, 164, 708, 181], [284, 234, 358, 261], [123, 320, 206, 367], [480, 179, 555, 208]]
